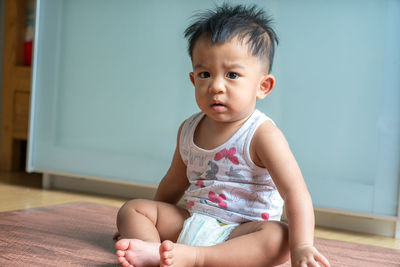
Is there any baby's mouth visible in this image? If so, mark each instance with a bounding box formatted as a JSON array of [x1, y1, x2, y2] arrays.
[[212, 103, 225, 107], [211, 99, 225, 106], [211, 102, 227, 111]]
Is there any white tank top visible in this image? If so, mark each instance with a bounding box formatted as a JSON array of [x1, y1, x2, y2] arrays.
[[179, 109, 284, 224]]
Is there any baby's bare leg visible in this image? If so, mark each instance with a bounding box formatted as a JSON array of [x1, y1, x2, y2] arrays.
[[115, 199, 189, 267], [160, 221, 289, 267], [117, 199, 189, 241]]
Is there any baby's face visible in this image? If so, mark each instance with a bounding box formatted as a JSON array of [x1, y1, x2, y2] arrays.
[[190, 36, 271, 124]]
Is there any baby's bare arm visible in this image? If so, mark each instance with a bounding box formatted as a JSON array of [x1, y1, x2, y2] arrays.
[[251, 121, 330, 267], [155, 122, 190, 204]]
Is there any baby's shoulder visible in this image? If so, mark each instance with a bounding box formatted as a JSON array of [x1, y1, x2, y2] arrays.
[[251, 120, 287, 149], [254, 119, 282, 137]]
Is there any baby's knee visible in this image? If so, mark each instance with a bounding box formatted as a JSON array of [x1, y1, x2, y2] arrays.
[[117, 199, 155, 223], [272, 221, 288, 241], [263, 221, 288, 247], [252, 220, 288, 239], [237, 221, 289, 265], [120, 199, 150, 210], [264, 221, 289, 263]]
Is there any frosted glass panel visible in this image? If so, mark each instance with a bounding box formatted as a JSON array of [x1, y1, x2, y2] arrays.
[[29, 0, 202, 184], [264, 0, 400, 216], [29, 0, 399, 216]]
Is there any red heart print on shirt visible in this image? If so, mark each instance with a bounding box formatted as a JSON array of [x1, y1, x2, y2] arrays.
[[214, 148, 239, 165], [195, 180, 205, 188], [186, 201, 194, 210], [208, 191, 227, 209], [261, 213, 270, 220]]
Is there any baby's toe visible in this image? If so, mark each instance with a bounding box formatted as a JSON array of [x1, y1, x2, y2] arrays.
[[160, 240, 175, 267], [160, 240, 174, 252], [115, 239, 131, 250], [116, 249, 126, 257]]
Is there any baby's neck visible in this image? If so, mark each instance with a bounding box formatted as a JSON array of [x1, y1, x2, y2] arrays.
[[193, 114, 251, 150], [207, 115, 248, 131]]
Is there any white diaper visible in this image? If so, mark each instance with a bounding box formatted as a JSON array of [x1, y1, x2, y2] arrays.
[[177, 213, 239, 246]]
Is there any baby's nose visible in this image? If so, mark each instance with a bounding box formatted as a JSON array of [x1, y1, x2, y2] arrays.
[[209, 77, 225, 94]]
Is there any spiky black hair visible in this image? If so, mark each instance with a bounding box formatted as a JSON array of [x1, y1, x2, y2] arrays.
[[184, 3, 279, 73]]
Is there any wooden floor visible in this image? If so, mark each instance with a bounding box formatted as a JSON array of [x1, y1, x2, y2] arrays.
[[1, 171, 399, 250]]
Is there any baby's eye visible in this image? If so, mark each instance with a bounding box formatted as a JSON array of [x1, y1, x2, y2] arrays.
[[226, 72, 239, 79], [199, 72, 210, 78]]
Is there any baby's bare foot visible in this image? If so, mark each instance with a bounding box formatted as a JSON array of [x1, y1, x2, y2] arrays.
[[115, 239, 160, 267], [159, 240, 201, 267]]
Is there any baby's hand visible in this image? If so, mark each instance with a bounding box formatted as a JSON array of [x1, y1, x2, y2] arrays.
[[291, 245, 330, 267]]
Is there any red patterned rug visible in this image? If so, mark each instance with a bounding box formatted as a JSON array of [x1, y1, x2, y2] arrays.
[[0, 202, 399, 266]]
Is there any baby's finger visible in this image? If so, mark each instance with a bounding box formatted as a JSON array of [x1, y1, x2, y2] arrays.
[[299, 259, 318, 267], [309, 258, 321, 267], [314, 252, 330, 267]]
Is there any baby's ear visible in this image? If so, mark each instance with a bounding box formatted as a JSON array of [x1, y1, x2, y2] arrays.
[[257, 74, 275, 99], [189, 72, 195, 86]]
